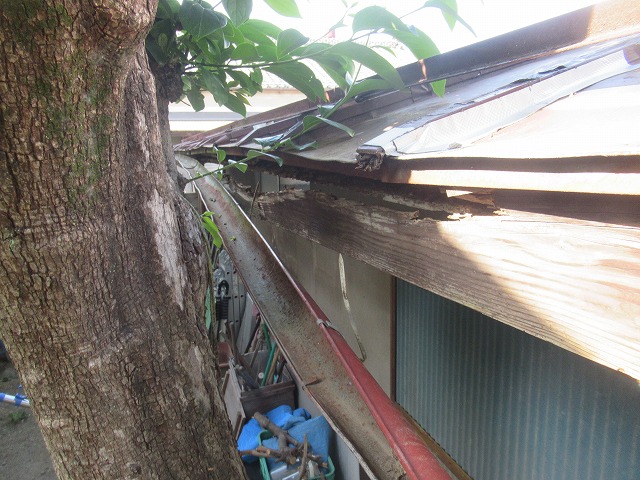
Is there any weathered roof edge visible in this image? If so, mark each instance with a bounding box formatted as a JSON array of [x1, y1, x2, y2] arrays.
[[175, 0, 640, 154]]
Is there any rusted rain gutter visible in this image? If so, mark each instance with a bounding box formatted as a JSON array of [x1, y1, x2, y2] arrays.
[[177, 155, 453, 480], [297, 285, 454, 480]]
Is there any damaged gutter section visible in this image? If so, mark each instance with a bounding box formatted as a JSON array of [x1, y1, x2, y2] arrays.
[[177, 155, 454, 480]]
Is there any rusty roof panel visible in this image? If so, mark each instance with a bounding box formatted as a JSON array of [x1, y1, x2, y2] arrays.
[[371, 41, 640, 159], [175, 0, 640, 194]]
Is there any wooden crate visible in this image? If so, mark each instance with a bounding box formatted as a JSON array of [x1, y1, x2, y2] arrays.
[[222, 352, 296, 438]]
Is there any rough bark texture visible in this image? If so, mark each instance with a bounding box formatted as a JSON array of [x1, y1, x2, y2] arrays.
[[150, 59, 184, 187], [0, 2, 246, 479]]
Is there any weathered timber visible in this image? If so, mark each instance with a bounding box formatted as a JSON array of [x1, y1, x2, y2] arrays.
[[256, 189, 640, 380]]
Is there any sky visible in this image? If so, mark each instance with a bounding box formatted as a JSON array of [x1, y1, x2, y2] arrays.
[[251, 0, 606, 55]]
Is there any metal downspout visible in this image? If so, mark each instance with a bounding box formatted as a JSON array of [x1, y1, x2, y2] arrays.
[[178, 155, 452, 480]]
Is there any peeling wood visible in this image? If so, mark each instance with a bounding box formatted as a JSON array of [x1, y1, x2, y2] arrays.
[[256, 189, 640, 380], [442, 189, 496, 207], [400, 169, 640, 195], [228, 167, 493, 220]]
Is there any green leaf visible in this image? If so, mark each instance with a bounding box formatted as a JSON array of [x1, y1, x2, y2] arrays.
[[201, 71, 229, 102], [290, 41, 327, 59], [194, 36, 218, 56], [179, 0, 228, 40], [386, 29, 440, 60], [255, 134, 284, 147], [429, 0, 457, 30], [230, 43, 260, 61], [157, 0, 180, 19], [238, 28, 273, 47], [352, 6, 409, 33], [228, 70, 262, 95], [157, 33, 169, 49], [239, 20, 282, 43], [301, 46, 355, 79], [246, 149, 284, 166], [281, 138, 318, 151], [303, 115, 355, 137], [145, 36, 170, 65], [318, 104, 336, 115], [430, 79, 446, 97], [186, 89, 206, 111], [196, 36, 224, 61], [330, 42, 404, 91], [311, 58, 349, 90], [222, 21, 246, 44], [230, 160, 249, 173], [222, 0, 252, 26], [265, 62, 325, 100], [342, 78, 390, 103], [255, 44, 278, 62], [150, 18, 177, 39], [264, 0, 301, 18], [223, 93, 247, 117], [220, 44, 235, 59], [423, 0, 475, 34], [214, 148, 227, 163], [276, 29, 309, 59], [201, 214, 223, 248], [250, 68, 263, 86], [372, 44, 396, 56]]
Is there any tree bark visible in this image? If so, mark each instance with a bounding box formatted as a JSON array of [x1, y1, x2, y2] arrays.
[[0, 2, 246, 479], [150, 59, 184, 187]]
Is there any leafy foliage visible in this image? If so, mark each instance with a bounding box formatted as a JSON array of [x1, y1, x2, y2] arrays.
[[148, 0, 464, 117], [148, 0, 468, 242], [201, 211, 223, 248], [263, 0, 301, 18], [423, 0, 475, 34], [179, 1, 228, 39]]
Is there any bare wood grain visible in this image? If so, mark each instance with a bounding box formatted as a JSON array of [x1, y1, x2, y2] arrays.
[[258, 190, 640, 380]]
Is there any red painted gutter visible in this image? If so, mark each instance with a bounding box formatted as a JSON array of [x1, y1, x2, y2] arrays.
[[179, 155, 453, 479], [292, 281, 453, 480]]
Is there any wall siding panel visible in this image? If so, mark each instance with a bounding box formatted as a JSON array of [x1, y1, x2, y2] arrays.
[[396, 280, 640, 480]]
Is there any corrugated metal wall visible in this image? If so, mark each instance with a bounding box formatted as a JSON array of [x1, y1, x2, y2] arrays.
[[396, 280, 640, 480]]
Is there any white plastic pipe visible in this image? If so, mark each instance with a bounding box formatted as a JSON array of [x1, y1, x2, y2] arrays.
[[0, 392, 30, 407]]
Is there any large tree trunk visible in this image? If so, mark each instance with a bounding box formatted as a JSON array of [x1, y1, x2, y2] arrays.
[[0, 2, 246, 479]]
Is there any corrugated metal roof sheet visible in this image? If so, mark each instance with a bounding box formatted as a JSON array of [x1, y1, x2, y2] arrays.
[[368, 43, 640, 159]]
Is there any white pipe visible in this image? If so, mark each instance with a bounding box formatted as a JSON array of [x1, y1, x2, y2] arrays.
[[0, 392, 30, 407]]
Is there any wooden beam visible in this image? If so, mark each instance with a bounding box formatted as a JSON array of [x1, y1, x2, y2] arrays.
[[403, 170, 640, 195], [256, 189, 640, 380]]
